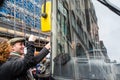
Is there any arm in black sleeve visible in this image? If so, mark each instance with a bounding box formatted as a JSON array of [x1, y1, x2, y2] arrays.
[[33, 47, 49, 65], [25, 41, 35, 58], [24, 41, 35, 67]]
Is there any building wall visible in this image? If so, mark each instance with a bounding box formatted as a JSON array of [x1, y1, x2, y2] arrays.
[[0, 0, 44, 29]]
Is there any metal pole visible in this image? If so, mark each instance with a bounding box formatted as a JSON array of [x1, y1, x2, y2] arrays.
[[14, 0, 16, 37]]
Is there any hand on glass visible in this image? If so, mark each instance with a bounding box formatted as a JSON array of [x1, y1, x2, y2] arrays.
[[45, 42, 51, 50]]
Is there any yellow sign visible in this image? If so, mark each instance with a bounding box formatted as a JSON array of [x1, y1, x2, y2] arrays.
[[41, 1, 51, 32]]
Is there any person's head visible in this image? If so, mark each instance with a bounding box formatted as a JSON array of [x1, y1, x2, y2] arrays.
[[8, 37, 25, 55], [0, 37, 11, 62]]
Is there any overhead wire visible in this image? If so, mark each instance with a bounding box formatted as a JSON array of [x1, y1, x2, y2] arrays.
[[97, 0, 120, 16]]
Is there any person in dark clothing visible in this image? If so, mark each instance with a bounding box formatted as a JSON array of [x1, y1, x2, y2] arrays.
[[0, 35, 50, 80]]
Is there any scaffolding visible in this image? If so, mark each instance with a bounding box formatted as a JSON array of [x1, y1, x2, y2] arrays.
[[0, 0, 49, 49]]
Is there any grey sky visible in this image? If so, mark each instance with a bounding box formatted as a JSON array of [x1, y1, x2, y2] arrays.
[[92, 0, 120, 62]]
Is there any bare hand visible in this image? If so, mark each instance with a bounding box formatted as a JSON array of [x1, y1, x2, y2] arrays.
[[45, 42, 51, 50], [29, 35, 37, 42]]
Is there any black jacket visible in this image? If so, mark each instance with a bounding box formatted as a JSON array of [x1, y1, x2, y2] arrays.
[[0, 41, 49, 80]]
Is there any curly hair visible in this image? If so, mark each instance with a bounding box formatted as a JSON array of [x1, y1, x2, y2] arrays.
[[0, 37, 11, 63]]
